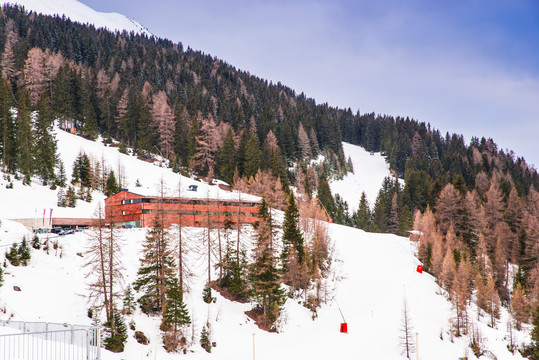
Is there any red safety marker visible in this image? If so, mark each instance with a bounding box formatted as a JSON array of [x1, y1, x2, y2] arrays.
[[340, 323, 348, 333], [416, 265, 423, 274]]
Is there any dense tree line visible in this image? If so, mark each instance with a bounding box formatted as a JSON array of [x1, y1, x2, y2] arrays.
[[0, 4, 342, 191]]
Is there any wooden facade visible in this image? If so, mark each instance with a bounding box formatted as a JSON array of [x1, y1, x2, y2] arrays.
[[104, 190, 260, 228]]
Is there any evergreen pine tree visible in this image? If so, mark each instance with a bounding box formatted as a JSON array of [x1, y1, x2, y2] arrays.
[[31, 234, 41, 249], [134, 217, 176, 315], [34, 92, 57, 185], [372, 194, 388, 232], [134, 93, 155, 155], [0, 266, 3, 287], [6, 242, 20, 266], [220, 238, 249, 300], [525, 306, 539, 359], [186, 117, 200, 167], [200, 325, 211, 353], [249, 198, 285, 325], [282, 193, 304, 266], [0, 77, 16, 173], [104, 171, 119, 196], [317, 175, 335, 218], [122, 285, 136, 315], [66, 186, 77, 207], [18, 237, 31, 266], [243, 134, 262, 179], [397, 205, 413, 236], [15, 89, 35, 184], [104, 310, 128, 353], [218, 128, 236, 184], [355, 192, 371, 230], [162, 279, 191, 332], [56, 160, 67, 187]]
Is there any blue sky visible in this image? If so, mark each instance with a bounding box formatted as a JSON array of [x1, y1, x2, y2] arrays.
[[84, 0, 539, 167]]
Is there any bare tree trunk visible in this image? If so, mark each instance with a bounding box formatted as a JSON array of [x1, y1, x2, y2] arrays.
[[98, 206, 110, 324], [217, 197, 222, 283], [178, 180, 184, 290]]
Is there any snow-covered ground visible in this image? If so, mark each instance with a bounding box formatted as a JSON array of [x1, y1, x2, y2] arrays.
[[0, 132, 530, 359], [331, 142, 392, 212], [0, 0, 152, 36], [0, 126, 258, 221]]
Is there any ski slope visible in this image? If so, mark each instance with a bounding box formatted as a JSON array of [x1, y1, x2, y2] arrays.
[[0, 132, 530, 359], [331, 142, 392, 212]]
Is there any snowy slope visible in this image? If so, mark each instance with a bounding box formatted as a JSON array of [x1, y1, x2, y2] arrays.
[[331, 142, 392, 212], [0, 0, 152, 36], [0, 220, 529, 359], [0, 126, 258, 221], [0, 131, 530, 359]]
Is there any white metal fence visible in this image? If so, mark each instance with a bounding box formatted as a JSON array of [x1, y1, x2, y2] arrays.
[[0, 321, 100, 360]]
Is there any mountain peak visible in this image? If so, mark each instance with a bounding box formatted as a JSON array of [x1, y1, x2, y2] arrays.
[[0, 0, 153, 36]]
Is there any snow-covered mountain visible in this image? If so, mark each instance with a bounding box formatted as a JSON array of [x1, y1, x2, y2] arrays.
[[0, 0, 152, 36], [0, 128, 530, 359], [0, 0, 533, 358]]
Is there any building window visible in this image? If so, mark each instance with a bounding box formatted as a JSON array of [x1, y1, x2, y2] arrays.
[[142, 209, 151, 214], [122, 211, 126, 215]]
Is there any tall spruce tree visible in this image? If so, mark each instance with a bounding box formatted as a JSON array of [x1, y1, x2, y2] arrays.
[[218, 128, 237, 184], [15, 89, 35, 184], [282, 193, 304, 266], [249, 198, 285, 324], [34, 92, 57, 185], [317, 175, 335, 219], [104, 171, 119, 196], [243, 134, 262, 179], [0, 77, 16, 173], [134, 217, 176, 315], [355, 191, 371, 230], [162, 278, 191, 332]]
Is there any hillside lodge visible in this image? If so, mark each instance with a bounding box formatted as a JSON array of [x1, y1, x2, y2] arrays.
[[104, 190, 260, 228]]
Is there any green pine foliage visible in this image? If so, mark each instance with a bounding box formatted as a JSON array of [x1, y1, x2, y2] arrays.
[[202, 284, 216, 304], [200, 325, 211, 353], [133, 218, 176, 314], [104, 171, 119, 196], [317, 175, 335, 219], [104, 311, 128, 353], [243, 135, 262, 179], [122, 285, 136, 315], [217, 128, 237, 184], [15, 90, 35, 184], [162, 279, 191, 332], [18, 237, 31, 266], [354, 192, 372, 230], [282, 193, 304, 265], [34, 93, 57, 185], [31, 234, 41, 249], [521, 306, 539, 359], [249, 198, 286, 326], [0, 266, 3, 287], [5, 243, 19, 266], [0, 77, 16, 174]]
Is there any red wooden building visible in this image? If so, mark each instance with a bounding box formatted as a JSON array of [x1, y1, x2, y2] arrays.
[[104, 190, 260, 228]]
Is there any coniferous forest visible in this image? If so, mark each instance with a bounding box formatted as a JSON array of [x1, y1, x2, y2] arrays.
[[1, 4, 539, 350]]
